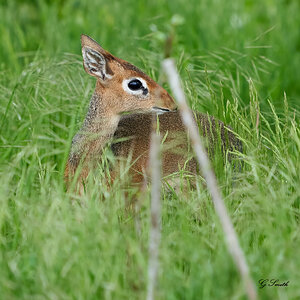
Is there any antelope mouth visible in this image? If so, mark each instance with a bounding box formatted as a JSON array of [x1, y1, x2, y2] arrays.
[[152, 107, 171, 114], [120, 107, 173, 116]]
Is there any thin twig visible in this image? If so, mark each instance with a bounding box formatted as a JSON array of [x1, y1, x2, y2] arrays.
[[162, 58, 257, 300], [146, 129, 162, 300]]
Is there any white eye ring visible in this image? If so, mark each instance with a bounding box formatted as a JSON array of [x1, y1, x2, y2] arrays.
[[122, 77, 149, 98]]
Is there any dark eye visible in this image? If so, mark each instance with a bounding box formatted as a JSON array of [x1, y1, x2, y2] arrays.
[[128, 79, 143, 91]]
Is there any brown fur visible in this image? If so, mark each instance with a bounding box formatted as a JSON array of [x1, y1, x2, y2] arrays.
[[112, 112, 242, 180], [65, 35, 242, 190]]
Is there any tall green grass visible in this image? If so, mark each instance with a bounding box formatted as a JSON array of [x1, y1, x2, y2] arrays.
[[0, 0, 299, 299]]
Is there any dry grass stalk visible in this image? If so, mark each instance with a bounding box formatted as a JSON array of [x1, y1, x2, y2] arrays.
[[162, 58, 257, 300], [146, 129, 162, 300]]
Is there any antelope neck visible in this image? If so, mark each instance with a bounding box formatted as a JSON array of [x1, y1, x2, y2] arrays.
[[82, 92, 119, 133], [69, 92, 120, 167]]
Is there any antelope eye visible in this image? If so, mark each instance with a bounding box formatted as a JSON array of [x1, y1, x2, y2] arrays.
[[128, 79, 143, 91]]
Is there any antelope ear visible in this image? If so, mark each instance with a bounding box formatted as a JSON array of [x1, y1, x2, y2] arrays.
[[81, 34, 114, 81]]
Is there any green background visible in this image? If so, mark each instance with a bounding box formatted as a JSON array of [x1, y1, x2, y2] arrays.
[[0, 0, 299, 299]]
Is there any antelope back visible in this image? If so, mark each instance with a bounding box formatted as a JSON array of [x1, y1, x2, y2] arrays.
[[112, 111, 243, 183]]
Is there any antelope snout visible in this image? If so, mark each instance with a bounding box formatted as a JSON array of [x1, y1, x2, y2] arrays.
[[154, 90, 177, 112], [164, 92, 177, 111]]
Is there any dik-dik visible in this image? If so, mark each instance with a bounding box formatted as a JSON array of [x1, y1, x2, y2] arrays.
[[65, 35, 242, 189]]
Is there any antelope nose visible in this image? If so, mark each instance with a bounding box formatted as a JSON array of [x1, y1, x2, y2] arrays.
[[167, 96, 177, 111], [170, 102, 178, 111]]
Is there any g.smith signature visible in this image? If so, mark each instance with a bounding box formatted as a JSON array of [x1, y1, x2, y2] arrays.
[[258, 279, 289, 289]]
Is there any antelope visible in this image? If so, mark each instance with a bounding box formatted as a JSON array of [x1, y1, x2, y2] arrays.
[[65, 35, 242, 190]]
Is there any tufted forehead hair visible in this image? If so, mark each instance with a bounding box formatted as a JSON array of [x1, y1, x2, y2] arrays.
[[111, 55, 156, 87], [118, 60, 146, 76], [81, 34, 155, 86]]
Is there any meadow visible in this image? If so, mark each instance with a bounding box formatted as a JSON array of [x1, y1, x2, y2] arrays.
[[0, 0, 299, 299]]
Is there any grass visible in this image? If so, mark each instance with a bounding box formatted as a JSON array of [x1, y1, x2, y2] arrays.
[[0, 0, 300, 299]]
